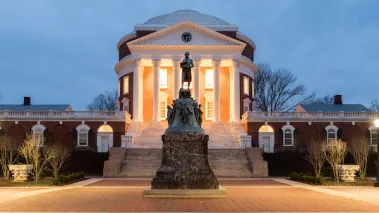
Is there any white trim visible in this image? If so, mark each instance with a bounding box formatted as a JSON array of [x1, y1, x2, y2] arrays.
[[31, 124, 46, 147], [76, 124, 90, 147], [369, 125, 378, 146], [117, 31, 137, 50], [236, 32, 256, 50], [134, 24, 239, 32], [325, 125, 338, 143], [281, 125, 295, 146]]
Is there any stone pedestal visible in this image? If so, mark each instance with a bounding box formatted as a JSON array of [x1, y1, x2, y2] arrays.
[[143, 89, 225, 197], [8, 164, 32, 182], [151, 132, 218, 189], [337, 165, 359, 182]]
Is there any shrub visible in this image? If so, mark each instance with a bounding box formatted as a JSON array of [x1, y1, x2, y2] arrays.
[[289, 172, 323, 185], [55, 171, 86, 185], [52, 178, 59, 185]]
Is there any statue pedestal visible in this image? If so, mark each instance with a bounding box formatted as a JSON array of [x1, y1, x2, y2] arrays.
[[143, 90, 226, 198]]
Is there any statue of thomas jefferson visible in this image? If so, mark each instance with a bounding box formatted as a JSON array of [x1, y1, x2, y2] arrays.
[[180, 52, 194, 90]]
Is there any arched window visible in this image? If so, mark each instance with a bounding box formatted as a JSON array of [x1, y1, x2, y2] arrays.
[[369, 126, 378, 146], [31, 124, 46, 146], [325, 125, 338, 143], [281, 125, 295, 146], [76, 124, 90, 146]]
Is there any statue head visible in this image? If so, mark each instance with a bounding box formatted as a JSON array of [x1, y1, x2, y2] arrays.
[[184, 52, 190, 57]]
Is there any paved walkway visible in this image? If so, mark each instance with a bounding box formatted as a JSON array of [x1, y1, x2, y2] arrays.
[[0, 178, 378, 212]]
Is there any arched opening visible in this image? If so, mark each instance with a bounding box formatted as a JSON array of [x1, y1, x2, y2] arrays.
[[97, 124, 113, 152], [258, 124, 275, 153]]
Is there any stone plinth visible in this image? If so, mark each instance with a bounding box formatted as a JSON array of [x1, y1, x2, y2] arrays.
[[337, 165, 359, 182], [143, 186, 227, 198], [8, 164, 32, 182], [150, 132, 219, 189]]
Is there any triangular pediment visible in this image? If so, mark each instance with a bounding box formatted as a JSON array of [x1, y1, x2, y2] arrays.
[[127, 21, 246, 51]]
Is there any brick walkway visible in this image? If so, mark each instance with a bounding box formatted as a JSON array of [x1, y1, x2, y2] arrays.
[[0, 179, 378, 212]]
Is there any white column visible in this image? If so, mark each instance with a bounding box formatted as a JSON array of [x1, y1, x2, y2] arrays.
[[233, 59, 241, 121], [193, 60, 201, 103], [139, 67, 144, 121], [132, 59, 142, 121], [212, 59, 221, 123], [229, 66, 235, 122], [152, 59, 161, 122], [172, 59, 181, 99]]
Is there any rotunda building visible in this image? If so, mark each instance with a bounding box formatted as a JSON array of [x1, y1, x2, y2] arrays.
[[115, 10, 257, 123]]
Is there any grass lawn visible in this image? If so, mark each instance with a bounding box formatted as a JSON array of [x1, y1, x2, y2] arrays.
[[0, 177, 87, 187]]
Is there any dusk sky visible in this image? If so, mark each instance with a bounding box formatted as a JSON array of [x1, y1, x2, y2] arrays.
[[0, 0, 378, 110]]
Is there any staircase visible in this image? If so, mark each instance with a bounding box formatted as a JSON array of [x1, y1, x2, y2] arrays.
[[118, 149, 255, 177], [208, 149, 254, 177], [133, 122, 168, 149], [118, 149, 162, 177]]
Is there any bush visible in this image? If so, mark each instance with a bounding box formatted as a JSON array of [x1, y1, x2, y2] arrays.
[[55, 171, 85, 185], [52, 178, 59, 185], [289, 172, 323, 185]]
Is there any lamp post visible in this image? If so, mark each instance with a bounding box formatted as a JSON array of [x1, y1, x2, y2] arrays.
[[375, 119, 379, 187]]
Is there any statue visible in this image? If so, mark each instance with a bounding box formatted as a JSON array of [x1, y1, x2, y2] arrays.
[[180, 52, 194, 90]]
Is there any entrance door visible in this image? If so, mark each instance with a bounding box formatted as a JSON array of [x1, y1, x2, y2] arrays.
[[262, 136, 270, 153], [101, 136, 109, 152]]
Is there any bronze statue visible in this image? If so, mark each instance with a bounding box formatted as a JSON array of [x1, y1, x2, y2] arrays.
[[180, 52, 194, 90]]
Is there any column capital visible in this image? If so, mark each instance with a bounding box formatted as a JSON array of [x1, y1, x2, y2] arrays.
[[152, 59, 161, 67], [212, 59, 221, 68], [193, 60, 201, 67], [172, 59, 181, 67], [132, 59, 142, 67], [232, 59, 241, 68]]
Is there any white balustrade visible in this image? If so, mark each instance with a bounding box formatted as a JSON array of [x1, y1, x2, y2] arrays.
[[0, 110, 126, 120], [247, 111, 379, 121]]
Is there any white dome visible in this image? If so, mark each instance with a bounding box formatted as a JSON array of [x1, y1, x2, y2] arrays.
[[143, 10, 230, 26]]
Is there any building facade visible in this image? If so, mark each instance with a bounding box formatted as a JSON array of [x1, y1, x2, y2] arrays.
[[0, 10, 378, 153]]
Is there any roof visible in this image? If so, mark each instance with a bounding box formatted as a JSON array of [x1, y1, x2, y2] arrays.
[[143, 10, 230, 26], [0, 105, 71, 111], [298, 104, 371, 112]]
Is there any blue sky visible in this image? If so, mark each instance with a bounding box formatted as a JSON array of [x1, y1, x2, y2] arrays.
[[0, 0, 378, 110]]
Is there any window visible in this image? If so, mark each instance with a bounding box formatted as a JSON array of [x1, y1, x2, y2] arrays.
[[251, 80, 254, 98], [281, 125, 295, 146], [78, 129, 88, 146], [160, 69, 167, 88], [206, 101, 214, 119], [243, 76, 249, 95], [159, 100, 167, 119], [33, 129, 43, 146], [204, 93, 214, 120], [243, 98, 251, 113], [327, 129, 337, 143], [159, 92, 169, 120], [206, 69, 213, 88], [123, 76, 129, 95], [371, 130, 378, 146], [284, 129, 293, 146]]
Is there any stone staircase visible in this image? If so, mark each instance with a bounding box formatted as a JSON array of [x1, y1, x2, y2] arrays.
[[133, 121, 243, 149], [118, 149, 162, 177], [118, 149, 261, 177], [208, 149, 254, 177]]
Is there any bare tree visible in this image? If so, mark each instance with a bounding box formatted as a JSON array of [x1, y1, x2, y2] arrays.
[[349, 135, 371, 179], [309, 95, 334, 104], [323, 140, 348, 183], [18, 133, 53, 183], [370, 100, 379, 112], [0, 136, 18, 180], [87, 90, 118, 111], [254, 63, 315, 112], [304, 139, 326, 178], [45, 142, 71, 179]]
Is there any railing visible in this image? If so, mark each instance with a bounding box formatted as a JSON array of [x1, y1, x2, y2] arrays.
[[0, 110, 127, 119], [247, 111, 379, 120]]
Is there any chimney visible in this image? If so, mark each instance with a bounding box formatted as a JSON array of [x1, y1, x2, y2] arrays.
[[334, 95, 342, 105], [23, 97, 31, 105]]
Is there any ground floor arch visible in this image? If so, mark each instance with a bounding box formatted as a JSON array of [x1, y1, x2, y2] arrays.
[[97, 124, 114, 152], [258, 124, 275, 153]]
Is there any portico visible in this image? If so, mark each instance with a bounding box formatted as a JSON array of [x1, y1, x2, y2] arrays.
[[115, 21, 257, 123]]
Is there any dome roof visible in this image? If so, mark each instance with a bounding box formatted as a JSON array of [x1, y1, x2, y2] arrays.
[[143, 10, 230, 26]]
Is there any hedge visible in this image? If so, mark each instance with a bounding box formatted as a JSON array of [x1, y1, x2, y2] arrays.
[[53, 171, 86, 185]]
